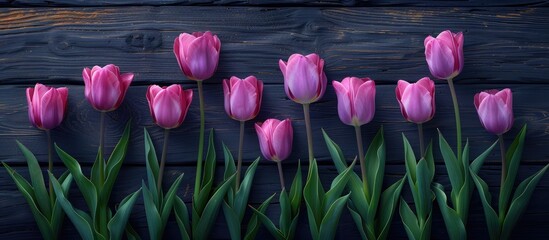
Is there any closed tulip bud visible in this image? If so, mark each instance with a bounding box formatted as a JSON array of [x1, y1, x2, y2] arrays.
[[147, 84, 193, 129], [255, 118, 293, 162], [26, 83, 68, 130], [173, 31, 221, 81], [395, 77, 436, 124], [424, 30, 464, 80], [474, 88, 513, 135], [82, 64, 134, 112], [223, 76, 263, 121], [279, 53, 327, 104], [332, 77, 376, 127]]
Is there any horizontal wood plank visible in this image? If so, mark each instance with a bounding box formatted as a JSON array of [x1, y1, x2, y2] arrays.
[[1, 164, 548, 239], [2, 84, 548, 166], [0, 7, 549, 85]]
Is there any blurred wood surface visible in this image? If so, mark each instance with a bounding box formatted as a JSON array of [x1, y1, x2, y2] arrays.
[[1, 2, 548, 240]]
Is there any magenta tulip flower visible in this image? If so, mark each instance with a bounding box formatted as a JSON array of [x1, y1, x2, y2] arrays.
[[332, 77, 376, 127], [395, 77, 436, 124], [223, 76, 263, 121], [82, 64, 134, 112], [26, 83, 68, 130], [255, 118, 293, 162], [147, 84, 193, 129], [474, 88, 513, 135], [424, 30, 464, 80], [173, 31, 221, 81], [279, 53, 327, 104]]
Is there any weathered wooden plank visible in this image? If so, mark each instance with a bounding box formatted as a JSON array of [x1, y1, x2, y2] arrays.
[[1, 165, 548, 239], [1, 7, 548, 85], [1, 84, 548, 166], [2, 0, 548, 7]]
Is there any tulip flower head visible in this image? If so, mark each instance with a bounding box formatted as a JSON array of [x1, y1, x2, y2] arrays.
[[173, 31, 221, 81], [82, 64, 134, 112], [395, 77, 436, 124], [332, 77, 376, 127], [147, 84, 193, 129], [26, 83, 68, 130], [474, 88, 513, 135], [223, 76, 263, 122], [255, 118, 293, 162], [424, 30, 464, 80], [279, 53, 327, 104]]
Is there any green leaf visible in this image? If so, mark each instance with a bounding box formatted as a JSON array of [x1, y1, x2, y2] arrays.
[[161, 174, 184, 227], [279, 189, 291, 235], [90, 148, 103, 192], [244, 192, 276, 240], [499, 124, 527, 217], [318, 193, 351, 240], [234, 158, 260, 221], [469, 169, 500, 240], [174, 197, 190, 240], [438, 131, 464, 198], [144, 128, 160, 203], [194, 174, 236, 239], [416, 158, 433, 223], [402, 134, 417, 184], [222, 143, 236, 180], [347, 206, 367, 240], [223, 201, 241, 240], [54, 144, 98, 217], [303, 159, 323, 239], [289, 160, 303, 216], [366, 127, 385, 208], [400, 198, 420, 240], [102, 121, 131, 205], [125, 223, 142, 240], [501, 164, 549, 239], [378, 177, 405, 240], [324, 158, 356, 212], [433, 183, 466, 240], [322, 129, 349, 172], [142, 183, 162, 240], [51, 172, 73, 236], [195, 129, 217, 214], [16, 141, 51, 217], [470, 140, 499, 174], [108, 188, 141, 240], [49, 172, 95, 240], [248, 193, 285, 240]]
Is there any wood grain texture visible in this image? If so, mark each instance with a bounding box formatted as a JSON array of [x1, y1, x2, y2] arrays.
[[1, 164, 548, 239], [1, 7, 549, 85]]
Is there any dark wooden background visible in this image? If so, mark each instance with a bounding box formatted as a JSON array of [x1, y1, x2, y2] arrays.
[[1, 1, 549, 239]]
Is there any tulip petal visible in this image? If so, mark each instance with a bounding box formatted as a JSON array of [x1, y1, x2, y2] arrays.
[[286, 55, 319, 103], [91, 69, 120, 111], [401, 84, 433, 123], [454, 32, 464, 73], [39, 89, 62, 129], [333, 80, 353, 125], [186, 36, 219, 80], [272, 119, 292, 161], [354, 80, 376, 125], [230, 80, 257, 121], [153, 90, 182, 129], [223, 79, 232, 117], [83, 68, 92, 98], [255, 122, 274, 161], [426, 39, 455, 79], [396, 80, 410, 120]]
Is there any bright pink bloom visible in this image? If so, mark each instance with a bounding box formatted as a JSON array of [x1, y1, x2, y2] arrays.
[[223, 76, 263, 121], [147, 84, 193, 129], [26, 83, 68, 130], [255, 118, 293, 162], [82, 64, 133, 112], [395, 77, 436, 124], [332, 77, 376, 126], [173, 31, 221, 81], [424, 30, 464, 80], [474, 88, 513, 135], [279, 53, 327, 104]]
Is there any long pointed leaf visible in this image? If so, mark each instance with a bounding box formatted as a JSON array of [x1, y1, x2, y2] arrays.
[[102, 121, 131, 205], [438, 131, 464, 198], [318, 193, 351, 240], [245, 193, 277, 240], [234, 158, 260, 221], [174, 197, 190, 240], [289, 160, 303, 216], [108, 188, 141, 240], [143, 128, 160, 203], [400, 198, 420, 240], [378, 177, 405, 240], [161, 173, 185, 227], [16, 141, 51, 217], [195, 174, 236, 239], [223, 201, 241, 240], [469, 169, 500, 239], [433, 183, 466, 240], [500, 125, 527, 217], [249, 197, 286, 240], [142, 183, 162, 240]]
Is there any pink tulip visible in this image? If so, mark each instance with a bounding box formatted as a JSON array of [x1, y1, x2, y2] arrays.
[[26, 83, 68, 130], [332, 77, 376, 127], [173, 31, 221, 81], [255, 118, 293, 162], [82, 64, 134, 112], [147, 84, 193, 129], [279, 53, 327, 104], [223, 76, 263, 121], [395, 77, 436, 124], [474, 88, 513, 135], [424, 30, 464, 80]]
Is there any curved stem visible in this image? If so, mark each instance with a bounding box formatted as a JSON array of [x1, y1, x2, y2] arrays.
[[236, 121, 245, 190], [194, 81, 206, 197], [354, 125, 369, 199], [499, 134, 506, 190], [277, 161, 286, 191], [157, 129, 170, 192], [418, 123, 425, 158], [447, 78, 462, 161], [303, 104, 314, 163], [46, 130, 54, 206]]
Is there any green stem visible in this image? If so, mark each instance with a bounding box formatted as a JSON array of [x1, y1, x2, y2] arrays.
[[194, 81, 206, 197], [157, 129, 170, 193], [499, 134, 506, 195], [303, 104, 314, 163], [354, 125, 370, 199], [447, 77, 462, 161], [46, 130, 54, 207], [236, 121, 245, 190], [98, 111, 107, 238], [277, 160, 285, 191], [418, 123, 425, 158]]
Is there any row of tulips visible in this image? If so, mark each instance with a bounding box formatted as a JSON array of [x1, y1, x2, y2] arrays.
[[4, 29, 548, 240]]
